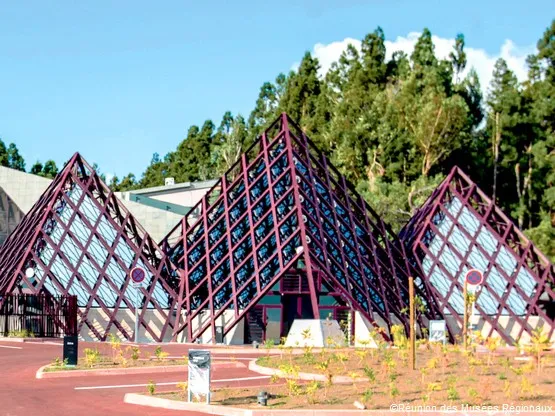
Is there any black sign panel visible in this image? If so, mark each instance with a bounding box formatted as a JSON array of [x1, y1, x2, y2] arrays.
[[188, 350, 211, 369], [63, 335, 78, 366]]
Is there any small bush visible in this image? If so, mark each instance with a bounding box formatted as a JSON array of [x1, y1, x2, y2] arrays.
[[147, 380, 156, 395], [447, 386, 460, 401], [84, 348, 100, 368], [176, 381, 188, 398]]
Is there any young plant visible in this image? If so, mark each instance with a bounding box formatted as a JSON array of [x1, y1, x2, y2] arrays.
[[525, 326, 550, 375], [390, 324, 408, 350], [83, 348, 100, 368], [303, 346, 315, 365], [519, 377, 534, 399], [468, 387, 479, 404], [503, 380, 512, 399], [305, 380, 320, 404], [129, 346, 140, 363], [335, 352, 348, 372], [355, 349, 368, 365], [447, 386, 460, 401], [176, 381, 188, 398], [363, 366, 376, 383], [285, 379, 302, 396], [349, 372, 360, 393], [485, 336, 501, 366], [154, 346, 169, 361], [108, 333, 121, 362], [147, 380, 156, 395], [389, 382, 400, 398], [361, 388, 373, 404]]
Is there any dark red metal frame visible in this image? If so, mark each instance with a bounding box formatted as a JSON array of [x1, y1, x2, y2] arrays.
[[0, 114, 549, 346], [0, 154, 179, 341], [0, 293, 77, 337], [400, 166, 555, 344], [161, 113, 444, 343]]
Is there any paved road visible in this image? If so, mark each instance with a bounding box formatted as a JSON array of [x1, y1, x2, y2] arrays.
[[0, 340, 269, 416]]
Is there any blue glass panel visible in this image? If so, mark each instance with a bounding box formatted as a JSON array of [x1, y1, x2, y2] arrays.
[[457, 206, 480, 237], [475, 226, 497, 257]]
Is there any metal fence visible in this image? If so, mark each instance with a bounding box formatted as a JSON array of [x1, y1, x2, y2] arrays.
[[0, 294, 77, 338]]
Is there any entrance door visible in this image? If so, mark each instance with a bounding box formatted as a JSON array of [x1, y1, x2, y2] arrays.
[[245, 306, 265, 344], [281, 295, 315, 338]]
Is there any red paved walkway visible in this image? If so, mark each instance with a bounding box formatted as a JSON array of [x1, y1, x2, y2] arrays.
[[0, 340, 268, 416]]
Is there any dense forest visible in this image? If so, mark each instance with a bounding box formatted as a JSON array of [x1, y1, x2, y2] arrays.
[[3, 22, 554, 260]]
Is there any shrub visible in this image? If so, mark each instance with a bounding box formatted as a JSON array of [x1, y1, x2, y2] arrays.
[[154, 346, 169, 361], [363, 366, 376, 383], [176, 381, 188, 398], [525, 326, 550, 375], [361, 388, 373, 403], [389, 382, 400, 398], [305, 380, 320, 404], [147, 380, 156, 395], [391, 325, 408, 349], [83, 348, 100, 368], [468, 387, 479, 403], [130, 346, 140, 362], [447, 386, 459, 401], [285, 379, 302, 396]]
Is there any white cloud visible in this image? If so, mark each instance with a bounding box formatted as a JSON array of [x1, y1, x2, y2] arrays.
[[294, 32, 536, 96], [104, 172, 115, 184]]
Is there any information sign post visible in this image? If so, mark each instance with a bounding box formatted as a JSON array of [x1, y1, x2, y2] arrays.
[[130, 267, 146, 343], [188, 350, 211, 404]]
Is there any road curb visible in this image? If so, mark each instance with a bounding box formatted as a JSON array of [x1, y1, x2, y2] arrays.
[[0, 337, 60, 343], [247, 359, 361, 384], [36, 361, 244, 379], [123, 393, 383, 415]]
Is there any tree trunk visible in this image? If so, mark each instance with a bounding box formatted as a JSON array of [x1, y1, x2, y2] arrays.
[[515, 163, 524, 229], [526, 143, 533, 229], [492, 112, 501, 203]]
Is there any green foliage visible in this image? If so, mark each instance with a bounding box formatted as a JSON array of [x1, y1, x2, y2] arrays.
[[154, 346, 169, 361], [391, 324, 408, 349], [7, 329, 34, 338], [363, 365, 376, 383], [84, 348, 101, 368], [4, 22, 552, 259], [147, 380, 156, 395], [130, 346, 140, 362], [447, 386, 460, 401]]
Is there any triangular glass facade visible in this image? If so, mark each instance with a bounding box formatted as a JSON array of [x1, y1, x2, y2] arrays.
[[0, 154, 179, 341], [400, 167, 554, 344]]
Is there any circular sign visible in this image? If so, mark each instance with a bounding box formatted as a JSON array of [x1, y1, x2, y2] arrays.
[[130, 266, 146, 285], [25, 268, 35, 278], [465, 269, 483, 286]]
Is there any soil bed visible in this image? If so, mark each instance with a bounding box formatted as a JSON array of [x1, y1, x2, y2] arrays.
[[44, 357, 187, 372], [203, 346, 555, 410]]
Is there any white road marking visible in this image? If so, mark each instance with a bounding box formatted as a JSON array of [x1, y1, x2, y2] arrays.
[[164, 356, 254, 361], [0, 345, 23, 349], [25, 341, 62, 346], [74, 375, 270, 390]]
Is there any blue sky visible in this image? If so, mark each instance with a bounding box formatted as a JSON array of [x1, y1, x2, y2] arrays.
[[0, 1, 552, 181]]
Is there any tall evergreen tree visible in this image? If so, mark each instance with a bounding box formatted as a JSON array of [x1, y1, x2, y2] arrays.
[[7, 143, 25, 171]]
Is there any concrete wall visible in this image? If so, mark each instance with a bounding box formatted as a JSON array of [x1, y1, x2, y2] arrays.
[[0, 166, 183, 244], [113, 197, 183, 242], [352, 311, 555, 347], [79, 308, 246, 345], [0, 166, 52, 213], [80, 308, 177, 342], [148, 188, 210, 210]]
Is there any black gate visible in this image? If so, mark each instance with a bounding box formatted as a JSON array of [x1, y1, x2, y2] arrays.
[[0, 294, 78, 338]]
